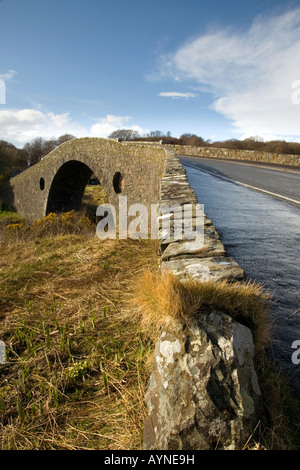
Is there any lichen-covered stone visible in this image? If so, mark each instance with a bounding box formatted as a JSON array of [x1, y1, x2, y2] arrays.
[[161, 237, 225, 261], [161, 256, 245, 283], [143, 311, 263, 450]]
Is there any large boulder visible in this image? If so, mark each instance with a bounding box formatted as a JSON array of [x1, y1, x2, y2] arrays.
[[143, 310, 263, 450]]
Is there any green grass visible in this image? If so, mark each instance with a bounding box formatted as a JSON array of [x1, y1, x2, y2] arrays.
[[0, 210, 22, 220], [81, 184, 108, 222]]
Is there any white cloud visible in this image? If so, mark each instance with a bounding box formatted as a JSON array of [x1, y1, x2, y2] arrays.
[[0, 109, 149, 146], [158, 91, 197, 99], [0, 109, 85, 145], [0, 69, 17, 81], [90, 114, 148, 137], [159, 8, 300, 140]]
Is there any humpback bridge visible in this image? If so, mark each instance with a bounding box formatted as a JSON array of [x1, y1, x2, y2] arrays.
[[5, 138, 165, 221]]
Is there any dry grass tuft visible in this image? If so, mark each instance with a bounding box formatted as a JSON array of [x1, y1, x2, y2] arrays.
[[131, 269, 271, 354]]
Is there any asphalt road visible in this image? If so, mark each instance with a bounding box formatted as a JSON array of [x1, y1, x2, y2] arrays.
[[179, 156, 300, 397], [180, 156, 300, 206]]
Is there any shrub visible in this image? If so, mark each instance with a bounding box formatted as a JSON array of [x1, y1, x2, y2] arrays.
[[2, 210, 94, 242]]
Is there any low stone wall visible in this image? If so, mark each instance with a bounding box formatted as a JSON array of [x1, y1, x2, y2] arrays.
[[165, 144, 300, 167], [143, 149, 264, 450]]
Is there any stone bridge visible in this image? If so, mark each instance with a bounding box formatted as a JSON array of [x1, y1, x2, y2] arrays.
[[4, 137, 165, 221]]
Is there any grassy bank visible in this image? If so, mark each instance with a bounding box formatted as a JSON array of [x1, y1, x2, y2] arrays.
[[0, 222, 158, 449], [0, 205, 299, 450]]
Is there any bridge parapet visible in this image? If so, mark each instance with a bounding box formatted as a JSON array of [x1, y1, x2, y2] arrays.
[[143, 149, 264, 450], [165, 143, 300, 167]]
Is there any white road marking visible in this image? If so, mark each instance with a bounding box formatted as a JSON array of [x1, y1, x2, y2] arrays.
[[182, 162, 300, 207]]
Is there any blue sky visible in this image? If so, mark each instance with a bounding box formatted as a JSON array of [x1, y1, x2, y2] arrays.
[[1, 0, 300, 147]]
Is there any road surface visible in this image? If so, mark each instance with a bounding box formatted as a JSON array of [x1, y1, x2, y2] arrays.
[[180, 156, 300, 396], [180, 156, 300, 206]]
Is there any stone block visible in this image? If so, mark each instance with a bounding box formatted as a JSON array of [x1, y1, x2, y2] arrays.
[[161, 256, 245, 283], [143, 312, 263, 450]]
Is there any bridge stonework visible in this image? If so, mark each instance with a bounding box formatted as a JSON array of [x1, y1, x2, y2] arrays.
[[143, 149, 265, 450], [165, 143, 300, 166], [7, 138, 165, 221]]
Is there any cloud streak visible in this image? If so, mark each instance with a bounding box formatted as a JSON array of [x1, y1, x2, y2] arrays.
[[158, 91, 197, 99], [158, 7, 300, 140], [0, 70, 17, 105], [0, 69, 17, 81]]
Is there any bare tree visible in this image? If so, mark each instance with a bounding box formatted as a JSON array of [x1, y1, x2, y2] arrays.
[[56, 134, 76, 146], [179, 134, 205, 147], [23, 134, 76, 166], [23, 138, 56, 166], [108, 129, 140, 141], [149, 130, 164, 138]]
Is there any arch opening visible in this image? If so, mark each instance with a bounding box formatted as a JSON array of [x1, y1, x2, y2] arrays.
[[113, 172, 123, 194], [46, 160, 107, 218]]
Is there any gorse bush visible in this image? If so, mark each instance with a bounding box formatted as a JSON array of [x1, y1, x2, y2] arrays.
[[2, 210, 94, 242]]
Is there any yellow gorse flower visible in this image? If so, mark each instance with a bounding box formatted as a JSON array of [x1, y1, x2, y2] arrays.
[[3, 210, 94, 242]]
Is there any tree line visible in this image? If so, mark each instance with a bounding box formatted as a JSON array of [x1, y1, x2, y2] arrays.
[[0, 134, 75, 182], [109, 129, 300, 156], [1, 130, 300, 183]]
